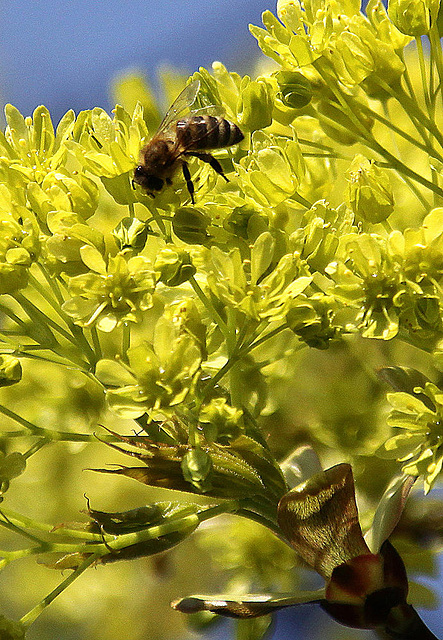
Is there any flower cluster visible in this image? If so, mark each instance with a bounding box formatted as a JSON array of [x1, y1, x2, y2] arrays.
[[95, 299, 206, 415], [378, 381, 443, 493], [62, 253, 156, 331], [0, 0, 443, 636]]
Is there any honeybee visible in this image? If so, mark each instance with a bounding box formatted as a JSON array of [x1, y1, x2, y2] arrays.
[[133, 80, 244, 203]]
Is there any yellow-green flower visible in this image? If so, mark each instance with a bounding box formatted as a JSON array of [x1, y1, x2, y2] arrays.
[[206, 233, 312, 323], [388, 0, 439, 35], [0, 201, 40, 294], [236, 130, 306, 208], [68, 104, 148, 205], [378, 383, 443, 493], [96, 320, 203, 418], [62, 252, 155, 332], [345, 155, 394, 224], [0, 105, 74, 183], [42, 210, 105, 277], [327, 221, 443, 344]]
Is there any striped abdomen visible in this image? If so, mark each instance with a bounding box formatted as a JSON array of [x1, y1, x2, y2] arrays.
[[175, 115, 244, 151]]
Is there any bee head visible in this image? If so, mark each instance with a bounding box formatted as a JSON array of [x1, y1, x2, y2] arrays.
[[133, 166, 164, 193]]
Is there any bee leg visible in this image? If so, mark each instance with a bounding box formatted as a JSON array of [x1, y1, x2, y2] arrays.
[[185, 152, 229, 182], [181, 161, 195, 204]]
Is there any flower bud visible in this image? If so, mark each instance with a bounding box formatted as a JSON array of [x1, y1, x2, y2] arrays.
[[0, 451, 26, 495], [172, 207, 210, 244], [0, 355, 22, 387], [346, 155, 394, 223], [275, 71, 312, 109], [181, 448, 213, 492], [113, 216, 150, 253], [388, 0, 438, 35], [415, 296, 441, 331], [154, 247, 196, 286], [199, 398, 243, 443], [237, 78, 273, 132]]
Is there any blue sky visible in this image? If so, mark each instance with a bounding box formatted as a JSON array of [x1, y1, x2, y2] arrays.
[[0, 0, 269, 122]]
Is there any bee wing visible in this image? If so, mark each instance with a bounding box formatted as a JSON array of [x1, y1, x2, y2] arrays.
[[157, 79, 201, 134], [188, 104, 225, 118], [172, 105, 230, 155]]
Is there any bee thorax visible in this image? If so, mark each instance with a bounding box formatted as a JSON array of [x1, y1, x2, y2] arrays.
[[140, 138, 175, 172]]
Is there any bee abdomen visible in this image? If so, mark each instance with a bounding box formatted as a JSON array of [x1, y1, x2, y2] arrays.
[[177, 115, 243, 150]]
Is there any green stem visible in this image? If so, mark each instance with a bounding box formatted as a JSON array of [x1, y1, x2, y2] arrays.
[[27, 276, 97, 365], [142, 202, 170, 241], [290, 191, 312, 208], [240, 323, 290, 355], [0, 347, 91, 372], [429, 23, 443, 113], [297, 138, 339, 154], [415, 36, 432, 117], [90, 325, 102, 361], [189, 275, 230, 341], [356, 99, 443, 164], [0, 511, 47, 546], [377, 79, 443, 149], [313, 58, 443, 197], [380, 100, 431, 212], [369, 139, 443, 199], [121, 322, 131, 362], [226, 308, 242, 407], [0, 507, 113, 541], [48, 512, 212, 555], [312, 92, 443, 199], [23, 438, 48, 459], [20, 553, 100, 629], [201, 323, 289, 400], [9, 292, 71, 343], [36, 263, 65, 305], [401, 47, 421, 104], [13, 501, 240, 629], [11, 293, 92, 369], [0, 405, 121, 444], [236, 507, 280, 535], [0, 546, 47, 570]]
